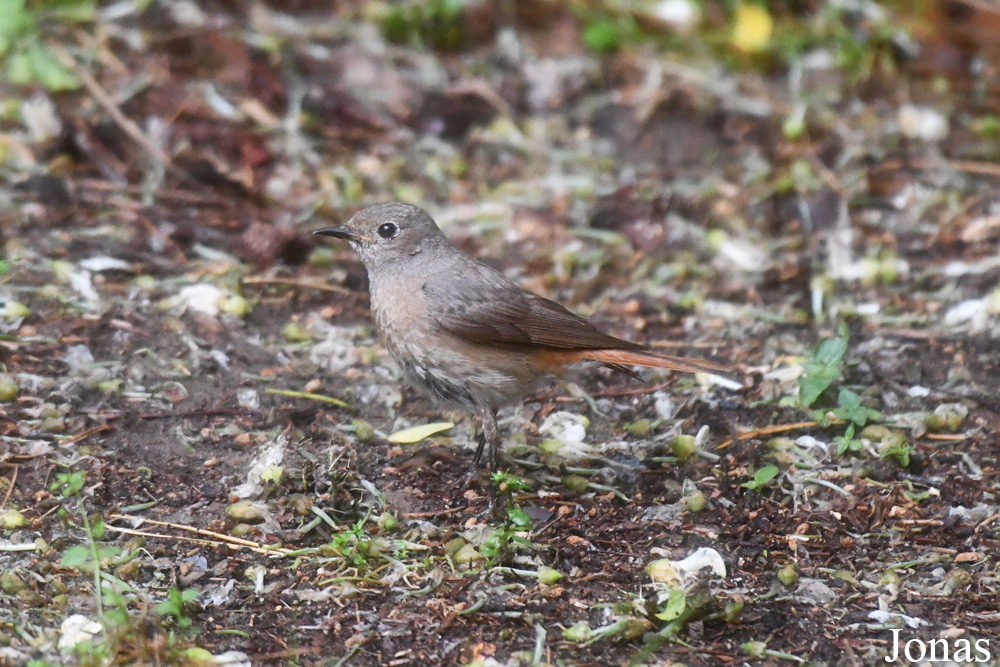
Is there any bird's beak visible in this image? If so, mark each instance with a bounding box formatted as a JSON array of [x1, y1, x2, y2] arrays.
[[313, 226, 363, 242]]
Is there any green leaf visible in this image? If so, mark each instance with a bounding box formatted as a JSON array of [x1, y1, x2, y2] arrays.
[[0, 0, 32, 41], [881, 444, 911, 467], [583, 20, 620, 53], [507, 507, 533, 531], [837, 388, 860, 412], [61, 544, 91, 567], [43, 0, 96, 23], [7, 47, 32, 83], [832, 388, 881, 426], [492, 471, 532, 492], [386, 421, 454, 444], [798, 364, 840, 407], [814, 324, 849, 366], [655, 588, 686, 621], [97, 545, 121, 560], [91, 515, 105, 539], [797, 323, 849, 407], [26, 42, 79, 90], [834, 423, 856, 455], [741, 464, 780, 490]]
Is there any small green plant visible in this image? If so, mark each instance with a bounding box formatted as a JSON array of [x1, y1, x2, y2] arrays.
[[797, 323, 848, 408], [480, 505, 533, 564], [833, 423, 863, 456], [829, 388, 882, 456], [52, 471, 122, 618], [0, 0, 95, 90], [481, 478, 535, 566], [49, 469, 211, 663], [156, 587, 200, 629], [741, 464, 780, 491], [829, 388, 881, 426], [328, 514, 375, 569], [791, 326, 910, 466]]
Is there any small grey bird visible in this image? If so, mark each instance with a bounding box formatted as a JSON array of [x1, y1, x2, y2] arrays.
[[314, 202, 726, 504]]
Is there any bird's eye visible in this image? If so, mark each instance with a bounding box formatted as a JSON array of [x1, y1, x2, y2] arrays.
[[377, 222, 398, 239]]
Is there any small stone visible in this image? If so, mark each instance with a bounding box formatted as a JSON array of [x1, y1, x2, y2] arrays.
[[226, 500, 268, 523], [0, 374, 18, 402], [671, 434, 697, 462], [1, 571, 25, 594], [777, 563, 799, 586], [624, 419, 652, 437]]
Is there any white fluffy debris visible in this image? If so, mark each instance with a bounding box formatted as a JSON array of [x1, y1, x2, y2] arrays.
[[647, 547, 727, 584], [898, 104, 948, 142], [231, 440, 286, 499], [58, 615, 102, 651]]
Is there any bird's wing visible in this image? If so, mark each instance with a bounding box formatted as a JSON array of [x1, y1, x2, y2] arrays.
[[424, 263, 639, 351]]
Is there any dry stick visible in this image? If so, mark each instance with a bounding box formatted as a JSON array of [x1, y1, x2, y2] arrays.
[[243, 276, 351, 294], [105, 525, 293, 558], [52, 46, 179, 177], [76, 178, 225, 206], [253, 648, 323, 661], [879, 157, 1000, 179], [925, 433, 968, 442], [590, 381, 672, 399], [109, 514, 295, 555], [0, 464, 17, 510], [104, 525, 228, 550], [719, 421, 970, 449], [138, 407, 242, 420], [717, 420, 827, 449], [61, 424, 114, 446]]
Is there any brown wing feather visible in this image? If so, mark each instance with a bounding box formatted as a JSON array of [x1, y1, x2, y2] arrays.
[[425, 264, 639, 351], [424, 259, 730, 376]]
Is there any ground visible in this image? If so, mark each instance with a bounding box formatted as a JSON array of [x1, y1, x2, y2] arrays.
[[1, 1, 1000, 666]]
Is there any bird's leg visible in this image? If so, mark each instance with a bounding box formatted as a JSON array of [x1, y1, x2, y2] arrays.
[[457, 416, 489, 496], [472, 427, 486, 467], [480, 406, 501, 515]]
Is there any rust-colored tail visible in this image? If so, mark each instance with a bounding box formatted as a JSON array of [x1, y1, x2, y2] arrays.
[[580, 348, 729, 375]]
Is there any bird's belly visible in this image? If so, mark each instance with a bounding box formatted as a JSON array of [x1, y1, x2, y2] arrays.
[[393, 338, 542, 411]]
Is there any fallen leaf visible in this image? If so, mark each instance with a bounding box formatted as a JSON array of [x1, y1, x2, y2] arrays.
[[387, 422, 455, 444]]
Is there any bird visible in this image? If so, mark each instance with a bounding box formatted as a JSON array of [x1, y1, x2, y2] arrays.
[[314, 202, 727, 507]]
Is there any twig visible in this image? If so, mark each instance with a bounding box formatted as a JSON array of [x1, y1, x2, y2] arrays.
[[253, 647, 323, 661], [924, 433, 968, 442], [0, 464, 17, 510], [59, 424, 114, 446], [718, 420, 837, 449], [52, 45, 179, 176], [104, 525, 231, 551], [139, 407, 241, 420], [264, 388, 349, 407], [76, 179, 226, 206], [399, 507, 468, 518], [108, 513, 295, 555], [590, 381, 672, 398], [879, 157, 1000, 179], [243, 276, 350, 294]]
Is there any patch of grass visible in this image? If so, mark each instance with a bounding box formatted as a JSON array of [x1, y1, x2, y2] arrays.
[[378, 0, 466, 51], [47, 469, 212, 664]]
